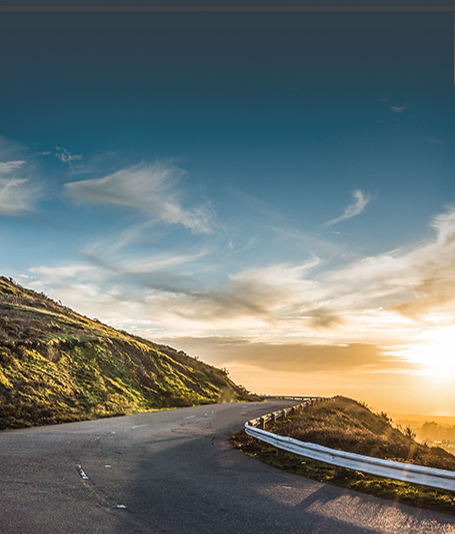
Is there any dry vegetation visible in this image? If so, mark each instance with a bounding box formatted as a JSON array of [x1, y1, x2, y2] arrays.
[[232, 397, 455, 514], [272, 396, 455, 470], [0, 276, 259, 430]]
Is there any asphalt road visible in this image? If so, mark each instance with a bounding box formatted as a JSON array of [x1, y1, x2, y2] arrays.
[[1, 401, 455, 534]]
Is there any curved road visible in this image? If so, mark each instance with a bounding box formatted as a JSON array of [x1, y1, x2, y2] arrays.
[[1, 401, 455, 533]]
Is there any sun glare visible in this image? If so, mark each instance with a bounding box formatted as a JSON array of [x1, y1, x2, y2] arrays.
[[408, 325, 455, 381]]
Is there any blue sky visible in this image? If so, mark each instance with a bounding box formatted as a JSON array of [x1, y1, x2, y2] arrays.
[[1, 7, 455, 413]]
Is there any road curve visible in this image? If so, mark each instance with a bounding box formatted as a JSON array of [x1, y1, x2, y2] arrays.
[[1, 401, 454, 534]]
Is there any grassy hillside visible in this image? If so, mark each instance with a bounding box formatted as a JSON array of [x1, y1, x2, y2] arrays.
[[232, 397, 455, 513], [0, 276, 259, 430], [272, 396, 455, 470]]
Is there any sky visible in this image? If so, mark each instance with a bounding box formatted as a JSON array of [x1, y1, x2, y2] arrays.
[[1, 4, 455, 415]]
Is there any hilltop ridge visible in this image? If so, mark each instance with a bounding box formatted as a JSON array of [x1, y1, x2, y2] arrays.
[[0, 276, 259, 430]]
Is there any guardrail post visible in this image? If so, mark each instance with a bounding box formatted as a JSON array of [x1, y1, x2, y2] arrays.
[[335, 466, 347, 479], [260, 417, 266, 430]]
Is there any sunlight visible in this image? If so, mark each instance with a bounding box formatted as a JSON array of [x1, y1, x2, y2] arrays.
[[407, 325, 455, 381]]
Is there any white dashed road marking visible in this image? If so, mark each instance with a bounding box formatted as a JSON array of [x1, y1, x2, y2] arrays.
[[75, 464, 89, 480]]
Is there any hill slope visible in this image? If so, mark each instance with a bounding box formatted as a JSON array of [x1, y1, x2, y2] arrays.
[[232, 397, 455, 513], [272, 396, 455, 470], [234, 397, 455, 471], [0, 276, 259, 430]]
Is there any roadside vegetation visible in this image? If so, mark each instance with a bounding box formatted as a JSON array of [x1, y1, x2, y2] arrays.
[[0, 276, 259, 430], [232, 396, 455, 514]]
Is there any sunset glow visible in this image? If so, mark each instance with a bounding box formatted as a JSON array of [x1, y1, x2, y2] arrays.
[[407, 326, 455, 381]]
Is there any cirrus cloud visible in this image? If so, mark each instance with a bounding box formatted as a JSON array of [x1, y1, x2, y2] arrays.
[[27, 205, 455, 346], [65, 162, 213, 233], [390, 106, 407, 113], [0, 160, 42, 216], [0, 160, 25, 174], [320, 189, 373, 229], [55, 147, 82, 168]]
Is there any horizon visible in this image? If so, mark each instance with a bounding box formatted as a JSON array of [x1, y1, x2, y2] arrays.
[[1, 4, 455, 416]]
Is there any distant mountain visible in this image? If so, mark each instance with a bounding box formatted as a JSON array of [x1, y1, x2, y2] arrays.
[[0, 276, 259, 430]]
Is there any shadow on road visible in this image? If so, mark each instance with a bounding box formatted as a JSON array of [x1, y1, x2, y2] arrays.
[[108, 409, 455, 534]]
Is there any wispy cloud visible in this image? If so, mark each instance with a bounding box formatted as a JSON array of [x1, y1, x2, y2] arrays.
[[320, 189, 373, 229], [65, 162, 214, 233], [29, 264, 97, 281], [55, 147, 82, 168], [0, 160, 25, 174], [390, 106, 406, 113], [139, 206, 455, 344], [0, 160, 42, 216], [23, 188, 455, 380]]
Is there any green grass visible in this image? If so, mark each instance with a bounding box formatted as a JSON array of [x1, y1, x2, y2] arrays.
[[0, 276, 260, 430], [231, 397, 455, 514]]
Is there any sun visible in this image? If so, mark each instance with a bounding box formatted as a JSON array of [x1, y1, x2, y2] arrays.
[[408, 325, 455, 381]]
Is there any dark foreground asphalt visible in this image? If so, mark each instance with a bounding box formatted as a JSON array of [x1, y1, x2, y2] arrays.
[[1, 401, 455, 534]]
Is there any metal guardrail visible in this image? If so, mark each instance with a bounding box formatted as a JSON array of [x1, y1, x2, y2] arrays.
[[247, 398, 327, 429], [245, 399, 455, 492]]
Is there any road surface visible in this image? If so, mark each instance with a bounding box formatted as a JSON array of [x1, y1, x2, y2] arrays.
[[1, 401, 455, 533]]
